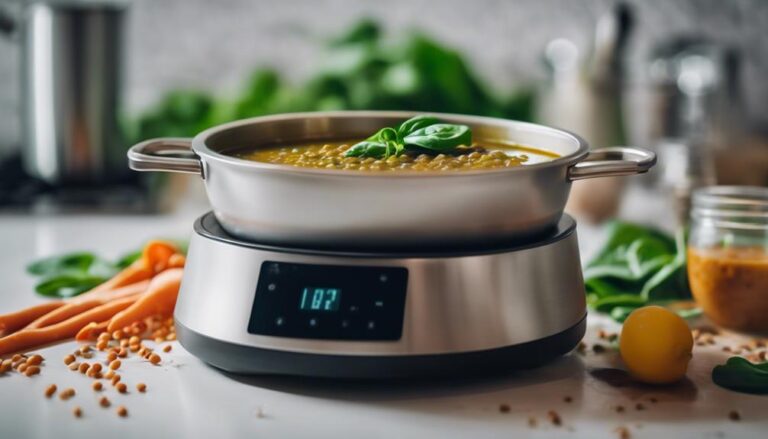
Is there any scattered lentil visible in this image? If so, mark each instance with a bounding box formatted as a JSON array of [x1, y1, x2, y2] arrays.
[[149, 354, 161, 365], [73, 407, 82, 418], [117, 406, 128, 417], [59, 388, 75, 400], [109, 359, 121, 370], [615, 426, 631, 439], [136, 383, 147, 393], [26, 354, 43, 366], [547, 410, 562, 426], [116, 382, 127, 394], [63, 355, 76, 365], [99, 396, 110, 408], [44, 384, 57, 398], [163, 345, 172, 353], [24, 366, 40, 377], [499, 404, 510, 413]]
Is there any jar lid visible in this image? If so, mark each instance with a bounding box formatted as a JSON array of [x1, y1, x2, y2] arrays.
[[692, 186, 768, 229]]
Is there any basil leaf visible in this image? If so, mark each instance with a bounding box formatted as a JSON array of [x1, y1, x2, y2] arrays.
[[712, 356, 768, 394], [397, 115, 439, 138], [403, 123, 472, 150], [366, 127, 398, 142], [344, 141, 389, 158]]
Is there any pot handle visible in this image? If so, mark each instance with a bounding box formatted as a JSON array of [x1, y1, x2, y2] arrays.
[[127, 138, 204, 177], [567, 146, 656, 181]]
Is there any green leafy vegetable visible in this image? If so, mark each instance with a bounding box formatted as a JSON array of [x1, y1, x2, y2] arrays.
[[128, 20, 533, 146], [402, 123, 472, 151], [585, 221, 696, 322], [396, 115, 439, 138], [26, 241, 187, 299], [344, 115, 472, 159], [712, 356, 768, 394], [343, 141, 391, 158]]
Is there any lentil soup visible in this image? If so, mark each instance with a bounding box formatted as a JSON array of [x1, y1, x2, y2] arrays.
[[232, 140, 559, 172]]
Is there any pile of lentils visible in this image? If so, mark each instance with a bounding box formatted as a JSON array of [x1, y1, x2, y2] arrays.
[[240, 143, 529, 171]]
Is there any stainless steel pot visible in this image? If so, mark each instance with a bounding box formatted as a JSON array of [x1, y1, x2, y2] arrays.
[[128, 111, 656, 247], [0, 1, 127, 184]]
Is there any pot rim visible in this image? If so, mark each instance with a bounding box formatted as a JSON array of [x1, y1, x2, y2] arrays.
[[190, 111, 591, 178]]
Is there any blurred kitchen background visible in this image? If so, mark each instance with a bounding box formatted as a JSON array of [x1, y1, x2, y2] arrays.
[[0, 0, 766, 221]]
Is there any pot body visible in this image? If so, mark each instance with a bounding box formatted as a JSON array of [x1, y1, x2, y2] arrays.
[[129, 111, 655, 247], [14, 1, 127, 183]]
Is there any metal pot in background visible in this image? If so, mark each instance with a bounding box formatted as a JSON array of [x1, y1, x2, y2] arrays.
[[0, 0, 128, 184]]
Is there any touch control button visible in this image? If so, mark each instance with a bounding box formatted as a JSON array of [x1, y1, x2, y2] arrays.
[[374, 300, 384, 308], [275, 317, 285, 326], [341, 320, 350, 328], [309, 318, 318, 327], [367, 321, 376, 330]]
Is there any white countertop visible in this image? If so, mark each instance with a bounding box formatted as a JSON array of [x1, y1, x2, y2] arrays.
[[0, 186, 766, 439]]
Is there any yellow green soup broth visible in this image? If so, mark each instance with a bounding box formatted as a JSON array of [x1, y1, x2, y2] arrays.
[[232, 140, 559, 172]]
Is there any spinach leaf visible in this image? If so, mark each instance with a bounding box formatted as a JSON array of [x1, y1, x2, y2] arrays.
[[403, 123, 472, 151], [584, 222, 696, 322], [27, 252, 96, 276], [35, 273, 108, 298], [712, 356, 768, 394]]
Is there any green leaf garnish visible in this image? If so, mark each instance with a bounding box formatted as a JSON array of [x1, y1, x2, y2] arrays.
[[344, 115, 471, 159], [403, 123, 471, 151]]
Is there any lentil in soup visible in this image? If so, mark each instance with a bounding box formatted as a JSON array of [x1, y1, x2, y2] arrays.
[[233, 141, 558, 172]]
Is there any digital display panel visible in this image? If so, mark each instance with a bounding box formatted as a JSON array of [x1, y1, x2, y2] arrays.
[[248, 261, 408, 340], [300, 287, 341, 312]]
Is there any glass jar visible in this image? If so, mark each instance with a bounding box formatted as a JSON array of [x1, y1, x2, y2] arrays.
[[688, 186, 768, 332]]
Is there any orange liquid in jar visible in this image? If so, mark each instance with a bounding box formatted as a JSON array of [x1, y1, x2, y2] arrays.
[[687, 246, 768, 332]]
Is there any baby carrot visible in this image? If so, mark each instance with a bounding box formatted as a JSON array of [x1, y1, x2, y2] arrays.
[[107, 269, 182, 333], [0, 297, 137, 356], [0, 302, 65, 337]]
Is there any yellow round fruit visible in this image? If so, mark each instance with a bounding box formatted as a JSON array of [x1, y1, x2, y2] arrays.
[[619, 305, 693, 384]]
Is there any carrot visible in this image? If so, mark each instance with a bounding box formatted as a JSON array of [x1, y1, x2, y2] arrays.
[[78, 258, 153, 298], [167, 253, 186, 268], [142, 240, 179, 274], [107, 268, 182, 333], [24, 280, 149, 330], [0, 297, 137, 356], [0, 302, 65, 337], [75, 321, 110, 342]]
